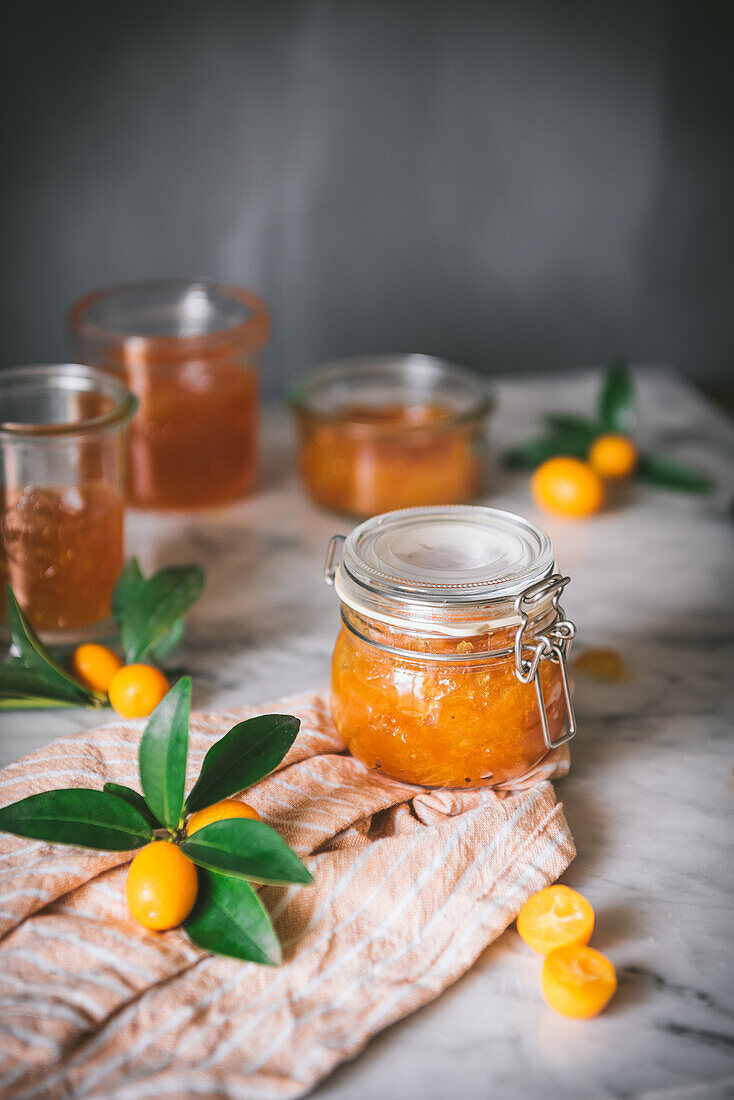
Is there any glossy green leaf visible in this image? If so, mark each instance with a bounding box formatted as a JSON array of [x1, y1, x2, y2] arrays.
[[0, 664, 77, 699], [139, 677, 191, 830], [184, 868, 281, 965], [543, 413, 600, 444], [103, 782, 162, 828], [119, 566, 205, 663], [0, 695, 82, 710], [112, 557, 145, 626], [149, 618, 185, 662], [180, 818, 313, 886], [184, 714, 300, 814], [4, 587, 97, 705], [637, 452, 714, 494], [503, 433, 588, 469], [598, 361, 635, 432], [0, 789, 152, 849]]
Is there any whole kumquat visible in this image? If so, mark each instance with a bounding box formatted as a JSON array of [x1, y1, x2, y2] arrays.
[[531, 456, 605, 518], [108, 664, 170, 719], [541, 943, 617, 1019], [588, 433, 638, 480], [70, 643, 123, 694], [187, 798, 262, 835], [517, 885, 595, 956], [125, 841, 198, 931]]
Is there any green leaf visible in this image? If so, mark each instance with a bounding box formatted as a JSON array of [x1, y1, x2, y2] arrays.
[[4, 587, 97, 706], [0, 695, 83, 711], [0, 664, 76, 699], [184, 868, 282, 965], [149, 618, 185, 662], [637, 452, 714, 494], [503, 433, 589, 469], [112, 557, 145, 627], [598, 361, 635, 432], [139, 677, 191, 830], [119, 566, 205, 663], [543, 413, 601, 444], [184, 714, 300, 815], [180, 818, 313, 886], [103, 782, 162, 828], [0, 789, 152, 850]]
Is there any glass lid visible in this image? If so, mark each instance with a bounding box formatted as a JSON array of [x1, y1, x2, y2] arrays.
[[333, 505, 556, 632]]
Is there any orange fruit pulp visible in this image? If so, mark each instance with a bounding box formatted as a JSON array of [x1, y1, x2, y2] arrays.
[[517, 885, 595, 955], [541, 943, 617, 1018]]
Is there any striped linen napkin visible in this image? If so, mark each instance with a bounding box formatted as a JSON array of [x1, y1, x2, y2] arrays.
[[0, 690, 574, 1100]]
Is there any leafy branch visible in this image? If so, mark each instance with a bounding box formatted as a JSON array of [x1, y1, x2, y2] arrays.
[[504, 360, 713, 494], [0, 560, 204, 711], [0, 680, 309, 964]]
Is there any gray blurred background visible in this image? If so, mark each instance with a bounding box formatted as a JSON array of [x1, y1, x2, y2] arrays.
[[2, 0, 732, 398]]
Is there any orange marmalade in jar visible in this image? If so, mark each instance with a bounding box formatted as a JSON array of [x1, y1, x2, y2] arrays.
[[290, 356, 492, 516], [69, 280, 269, 510], [325, 506, 577, 788]]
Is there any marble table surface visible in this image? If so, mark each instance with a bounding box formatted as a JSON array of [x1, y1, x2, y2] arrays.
[[1, 367, 733, 1100]]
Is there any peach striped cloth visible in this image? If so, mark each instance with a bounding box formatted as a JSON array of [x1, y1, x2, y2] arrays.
[[0, 690, 574, 1100]]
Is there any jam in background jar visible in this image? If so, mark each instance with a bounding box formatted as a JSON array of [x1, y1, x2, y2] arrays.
[[0, 364, 136, 637], [69, 280, 269, 510], [291, 356, 491, 516]]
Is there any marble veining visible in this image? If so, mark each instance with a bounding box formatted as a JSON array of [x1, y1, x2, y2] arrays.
[[1, 367, 733, 1099]]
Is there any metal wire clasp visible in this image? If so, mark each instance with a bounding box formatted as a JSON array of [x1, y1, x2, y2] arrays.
[[324, 535, 346, 585], [514, 574, 577, 750]]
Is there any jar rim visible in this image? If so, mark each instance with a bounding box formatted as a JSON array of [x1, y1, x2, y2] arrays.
[[331, 505, 558, 635], [0, 364, 138, 439], [68, 279, 270, 362], [289, 354, 493, 431]]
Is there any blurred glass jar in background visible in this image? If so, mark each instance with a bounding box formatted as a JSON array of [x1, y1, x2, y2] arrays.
[[0, 365, 136, 637], [290, 356, 492, 516], [69, 280, 270, 509]]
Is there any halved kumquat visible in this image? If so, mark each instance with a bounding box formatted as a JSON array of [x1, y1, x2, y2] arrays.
[[541, 943, 617, 1019], [517, 885, 594, 955]]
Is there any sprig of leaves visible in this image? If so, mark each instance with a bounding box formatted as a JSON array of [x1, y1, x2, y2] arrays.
[[503, 360, 713, 493], [0, 680, 310, 965], [113, 558, 204, 664], [0, 560, 204, 711], [0, 587, 104, 711]]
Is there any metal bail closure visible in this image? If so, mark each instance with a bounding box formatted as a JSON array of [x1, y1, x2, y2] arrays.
[[324, 535, 346, 586], [514, 574, 577, 750]]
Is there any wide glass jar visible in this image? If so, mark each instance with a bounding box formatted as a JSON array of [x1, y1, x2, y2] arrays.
[[0, 364, 136, 638], [69, 279, 269, 510], [290, 356, 491, 516], [325, 506, 576, 788]]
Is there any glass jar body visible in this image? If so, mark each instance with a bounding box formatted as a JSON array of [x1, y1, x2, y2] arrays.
[[297, 410, 485, 516], [330, 609, 565, 788], [291, 356, 491, 517], [0, 365, 135, 637], [69, 281, 269, 510]]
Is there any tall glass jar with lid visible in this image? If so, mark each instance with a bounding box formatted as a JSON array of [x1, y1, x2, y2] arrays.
[[325, 505, 576, 788]]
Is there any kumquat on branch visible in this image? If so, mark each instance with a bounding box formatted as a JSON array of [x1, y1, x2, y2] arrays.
[[0, 678, 312, 964], [505, 360, 713, 519], [0, 558, 204, 714]]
